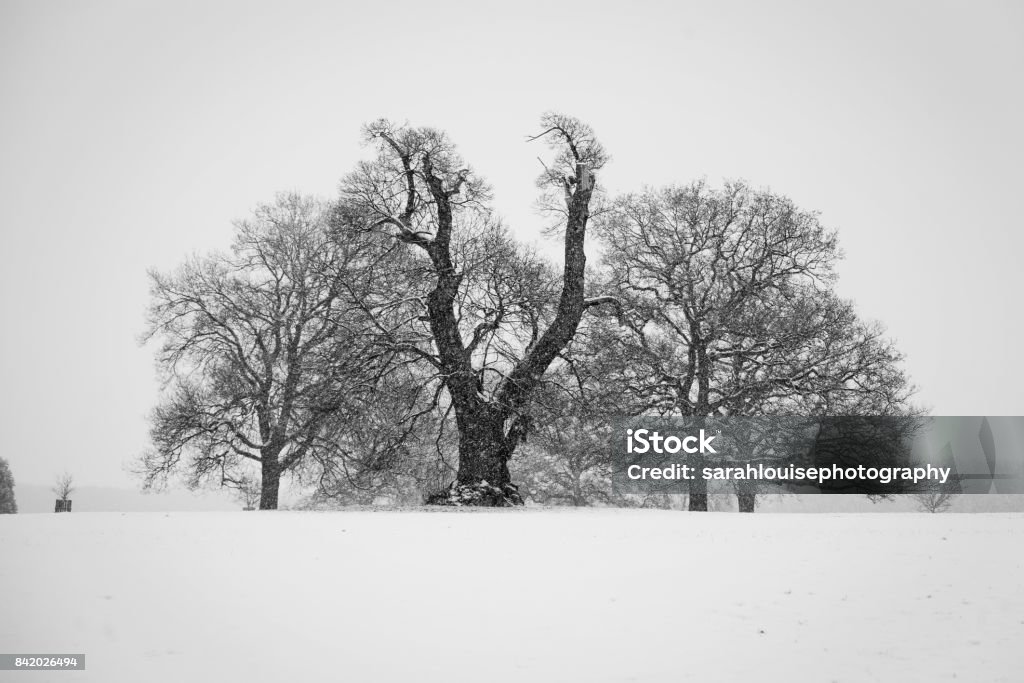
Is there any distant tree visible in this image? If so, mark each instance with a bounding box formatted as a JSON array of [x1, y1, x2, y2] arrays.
[[233, 472, 262, 510], [515, 410, 615, 506], [0, 457, 16, 513], [912, 491, 957, 513], [52, 470, 75, 502], [140, 193, 405, 509], [302, 369, 453, 506], [808, 416, 925, 495], [591, 180, 916, 511], [910, 467, 959, 513], [717, 417, 819, 512]]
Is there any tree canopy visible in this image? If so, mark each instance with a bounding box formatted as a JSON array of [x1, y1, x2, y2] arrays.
[[140, 120, 915, 510]]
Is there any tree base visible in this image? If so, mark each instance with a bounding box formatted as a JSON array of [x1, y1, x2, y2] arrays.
[[425, 481, 524, 507]]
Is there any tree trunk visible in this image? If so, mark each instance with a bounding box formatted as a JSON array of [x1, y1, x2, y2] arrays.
[[737, 490, 756, 513], [684, 445, 708, 511], [688, 461, 708, 511], [260, 458, 281, 510], [572, 475, 585, 507], [439, 406, 522, 506], [455, 413, 511, 488]]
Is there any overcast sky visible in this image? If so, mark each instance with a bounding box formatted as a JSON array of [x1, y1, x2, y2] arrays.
[[1, 0, 1022, 489]]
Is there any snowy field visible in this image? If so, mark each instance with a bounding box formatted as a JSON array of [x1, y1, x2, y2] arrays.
[[2, 510, 1022, 683]]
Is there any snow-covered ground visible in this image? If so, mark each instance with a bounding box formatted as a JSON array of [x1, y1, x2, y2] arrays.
[[2, 510, 1022, 682]]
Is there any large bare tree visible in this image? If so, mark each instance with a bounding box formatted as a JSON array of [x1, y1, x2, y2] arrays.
[[340, 114, 612, 505], [590, 180, 916, 511], [140, 193, 405, 509]]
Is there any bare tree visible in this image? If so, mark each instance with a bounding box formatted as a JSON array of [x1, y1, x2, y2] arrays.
[[303, 367, 452, 506], [510, 328, 639, 507], [233, 472, 262, 510], [514, 405, 615, 507], [140, 193, 404, 509], [909, 465, 959, 513], [912, 491, 957, 513], [52, 470, 75, 501], [591, 180, 916, 511], [339, 114, 613, 505], [0, 457, 16, 514]]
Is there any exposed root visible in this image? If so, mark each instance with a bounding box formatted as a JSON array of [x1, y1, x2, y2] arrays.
[[425, 481, 524, 507]]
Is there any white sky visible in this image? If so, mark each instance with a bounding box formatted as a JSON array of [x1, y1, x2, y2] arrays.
[[1, 0, 1022, 488]]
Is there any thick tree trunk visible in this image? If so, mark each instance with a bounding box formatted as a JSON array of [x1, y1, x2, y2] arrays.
[[455, 411, 511, 488], [434, 405, 522, 506], [259, 458, 281, 510], [737, 489, 757, 513]]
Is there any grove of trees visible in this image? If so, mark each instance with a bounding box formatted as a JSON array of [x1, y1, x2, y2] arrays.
[[140, 114, 916, 510]]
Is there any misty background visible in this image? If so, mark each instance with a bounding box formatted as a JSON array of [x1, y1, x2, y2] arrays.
[[1, 0, 1022, 507]]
